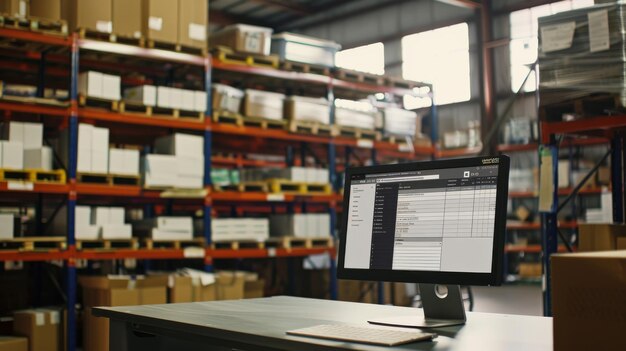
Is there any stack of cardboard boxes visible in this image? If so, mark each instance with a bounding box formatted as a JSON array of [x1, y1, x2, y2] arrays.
[[240, 167, 329, 184], [13, 309, 62, 351], [143, 133, 204, 188], [27, 0, 207, 50], [269, 214, 331, 238], [78, 71, 121, 101], [169, 269, 261, 303], [1, 122, 50, 171], [150, 216, 193, 240], [61, 124, 110, 174], [125, 85, 207, 113], [211, 218, 269, 242]]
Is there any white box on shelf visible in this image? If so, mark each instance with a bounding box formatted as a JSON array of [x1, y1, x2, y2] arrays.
[[109, 207, 125, 225], [154, 133, 203, 156], [123, 85, 157, 106], [151, 228, 193, 240], [22, 122, 43, 149], [101, 74, 121, 101], [124, 149, 140, 175], [157, 216, 193, 232], [1, 141, 23, 169], [316, 213, 331, 237], [143, 154, 177, 175], [315, 168, 329, 183], [181, 90, 195, 111], [193, 91, 207, 112], [75, 224, 100, 240], [92, 207, 110, 226], [108, 149, 126, 174], [144, 174, 176, 187], [92, 127, 109, 151], [175, 175, 203, 189], [0, 214, 14, 239], [101, 224, 132, 239], [78, 71, 103, 98], [23, 146, 53, 170], [77, 149, 91, 173], [170, 88, 184, 109], [157, 86, 172, 108], [91, 149, 109, 173], [287, 167, 307, 182], [177, 155, 204, 177], [306, 214, 317, 237], [75, 206, 92, 226], [78, 124, 94, 150], [0, 121, 23, 143]]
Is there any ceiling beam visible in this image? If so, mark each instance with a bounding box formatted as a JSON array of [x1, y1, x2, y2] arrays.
[[248, 0, 311, 15], [436, 0, 481, 9], [209, 9, 270, 27], [492, 0, 562, 15]]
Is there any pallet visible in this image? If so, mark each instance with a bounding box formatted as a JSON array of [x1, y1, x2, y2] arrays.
[[281, 61, 330, 76], [211, 240, 266, 250], [77, 172, 141, 186], [286, 120, 336, 137], [77, 28, 143, 46], [336, 126, 380, 141], [303, 183, 332, 195], [118, 101, 153, 115], [268, 236, 334, 250], [380, 134, 413, 145], [0, 95, 70, 108], [0, 169, 66, 184], [241, 116, 286, 130], [152, 105, 205, 121], [145, 39, 206, 56], [75, 238, 139, 250], [212, 110, 243, 126], [0, 15, 68, 36], [78, 95, 120, 111], [143, 237, 205, 250], [214, 182, 269, 193], [334, 68, 384, 85], [539, 92, 625, 121], [0, 237, 66, 251], [212, 46, 279, 68]]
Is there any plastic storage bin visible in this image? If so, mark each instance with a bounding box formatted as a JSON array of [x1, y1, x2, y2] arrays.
[[271, 33, 341, 67]]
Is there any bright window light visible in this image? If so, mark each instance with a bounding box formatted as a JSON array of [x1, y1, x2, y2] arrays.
[[402, 23, 470, 107], [509, 0, 595, 92], [335, 42, 385, 75]]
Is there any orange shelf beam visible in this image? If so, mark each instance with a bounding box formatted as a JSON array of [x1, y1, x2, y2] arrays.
[[79, 107, 206, 131]]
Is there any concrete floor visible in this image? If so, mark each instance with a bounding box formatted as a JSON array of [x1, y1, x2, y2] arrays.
[[471, 284, 543, 316]]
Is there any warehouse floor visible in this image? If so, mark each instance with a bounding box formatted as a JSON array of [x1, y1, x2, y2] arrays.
[[472, 284, 543, 316]]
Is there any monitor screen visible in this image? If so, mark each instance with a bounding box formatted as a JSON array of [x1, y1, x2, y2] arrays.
[[338, 156, 509, 286]]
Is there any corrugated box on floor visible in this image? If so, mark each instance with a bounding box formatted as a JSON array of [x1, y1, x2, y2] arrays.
[[215, 271, 245, 300], [168, 276, 193, 303], [65, 0, 112, 33], [178, 0, 207, 50], [112, 0, 142, 39], [80, 275, 167, 351], [13, 309, 60, 351], [578, 224, 626, 251], [243, 273, 264, 299], [0, 336, 28, 351], [552, 251, 626, 351], [210, 24, 273, 55], [243, 89, 285, 121], [142, 0, 178, 44]]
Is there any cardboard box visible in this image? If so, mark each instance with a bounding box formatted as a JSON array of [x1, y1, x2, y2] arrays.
[[112, 0, 142, 39], [109, 207, 125, 224], [244, 273, 264, 299], [169, 276, 193, 303], [78, 72, 103, 98], [76, 224, 100, 240], [150, 228, 193, 240], [214, 271, 245, 300], [178, 0, 207, 49], [169, 88, 183, 109], [101, 74, 121, 101], [552, 251, 626, 351], [597, 166, 611, 185], [211, 84, 243, 113], [0, 214, 14, 239], [13, 309, 60, 351], [156, 216, 192, 232], [154, 133, 203, 157], [193, 91, 207, 112], [29, 0, 63, 21], [176, 155, 204, 177], [0, 0, 29, 18], [23, 147, 53, 170], [284, 96, 330, 124], [109, 149, 139, 176], [210, 24, 272, 55], [156, 86, 172, 108], [578, 224, 626, 251], [91, 207, 110, 226], [92, 126, 109, 149], [243, 89, 285, 120], [617, 237, 626, 250], [101, 224, 132, 239], [1, 141, 24, 169], [518, 262, 542, 277], [181, 90, 195, 111], [0, 336, 28, 351], [91, 149, 109, 173], [142, 0, 178, 44], [22, 122, 43, 149], [65, 0, 112, 33], [175, 175, 203, 189], [124, 85, 156, 106], [80, 275, 167, 351]]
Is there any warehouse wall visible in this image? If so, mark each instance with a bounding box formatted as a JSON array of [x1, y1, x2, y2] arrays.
[[293, 0, 547, 139]]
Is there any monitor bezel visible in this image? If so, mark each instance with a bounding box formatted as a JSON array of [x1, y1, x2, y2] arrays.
[[337, 155, 510, 286]]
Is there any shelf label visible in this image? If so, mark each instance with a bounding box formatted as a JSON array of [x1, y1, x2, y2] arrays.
[[540, 21, 575, 53], [8, 182, 33, 191], [149, 16, 163, 31], [96, 21, 112, 33], [189, 23, 207, 41], [184, 247, 205, 258], [268, 248, 276, 257], [267, 194, 285, 202], [356, 139, 374, 148]]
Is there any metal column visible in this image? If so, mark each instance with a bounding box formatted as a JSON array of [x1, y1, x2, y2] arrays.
[[327, 82, 338, 300], [540, 145, 558, 317], [204, 57, 213, 272], [611, 137, 624, 223]]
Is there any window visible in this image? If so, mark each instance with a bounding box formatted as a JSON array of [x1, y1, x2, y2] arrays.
[[510, 0, 595, 92], [402, 23, 470, 108], [335, 42, 385, 75]]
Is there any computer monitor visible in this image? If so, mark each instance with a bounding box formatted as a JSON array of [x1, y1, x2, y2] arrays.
[[337, 155, 510, 328]]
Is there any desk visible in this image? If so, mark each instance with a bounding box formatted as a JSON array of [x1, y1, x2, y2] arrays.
[[93, 296, 552, 351]]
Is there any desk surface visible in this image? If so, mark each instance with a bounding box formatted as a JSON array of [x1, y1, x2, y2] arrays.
[[93, 296, 553, 351]]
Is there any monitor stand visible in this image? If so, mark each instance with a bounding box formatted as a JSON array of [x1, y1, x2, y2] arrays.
[[368, 284, 467, 328]]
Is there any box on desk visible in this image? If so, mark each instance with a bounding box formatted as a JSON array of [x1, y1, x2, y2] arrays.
[[578, 224, 626, 251], [552, 251, 626, 351], [80, 275, 167, 351]]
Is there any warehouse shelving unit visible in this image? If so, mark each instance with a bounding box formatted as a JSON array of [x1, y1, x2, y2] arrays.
[[0, 28, 444, 351], [539, 116, 626, 316]]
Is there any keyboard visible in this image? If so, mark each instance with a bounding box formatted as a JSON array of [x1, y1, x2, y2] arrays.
[[286, 324, 436, 346]]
